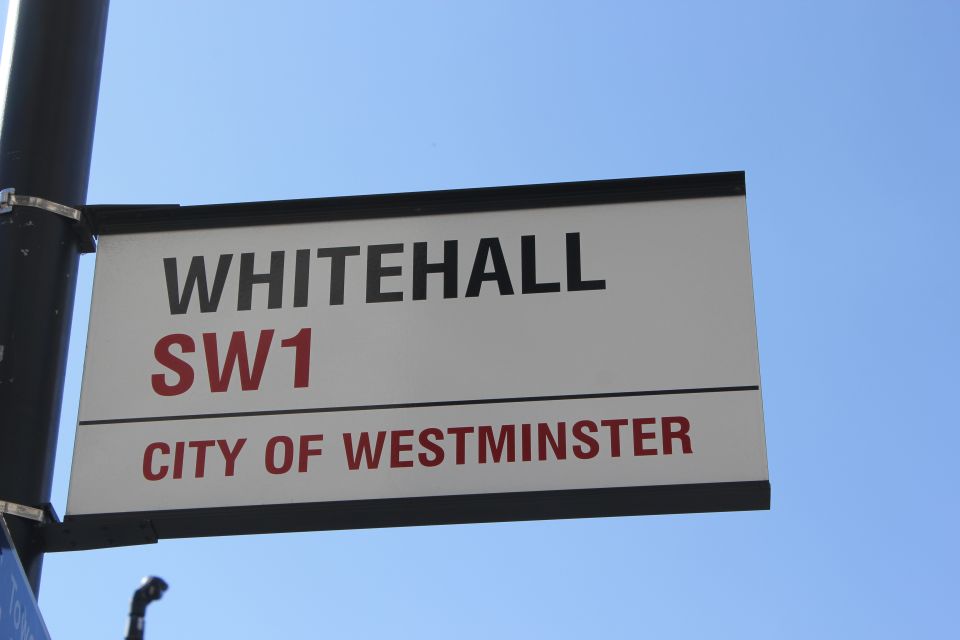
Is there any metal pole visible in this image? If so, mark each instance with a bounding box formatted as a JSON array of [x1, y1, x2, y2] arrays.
[[0, 0, 110, 594]]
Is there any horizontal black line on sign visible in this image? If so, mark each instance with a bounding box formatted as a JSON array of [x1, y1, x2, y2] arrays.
[[78, 384, 760, 426], [43, 480, 770, 552], [82, 170, 745, 238]]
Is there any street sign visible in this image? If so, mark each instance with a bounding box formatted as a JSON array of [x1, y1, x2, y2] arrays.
[[1, 518, 52, 640], [64, 172, 768, 544]]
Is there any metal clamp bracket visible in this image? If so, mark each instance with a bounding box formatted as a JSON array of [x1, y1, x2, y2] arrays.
[[0, 187, 82, 222], [0, 500, 45, 523], [0, 187, 96, 253]]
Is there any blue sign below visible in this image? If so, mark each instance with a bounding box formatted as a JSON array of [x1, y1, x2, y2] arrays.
[[0, 517, 51, 640]]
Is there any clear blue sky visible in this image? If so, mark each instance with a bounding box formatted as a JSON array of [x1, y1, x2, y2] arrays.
[[3, 1, 959, 637]]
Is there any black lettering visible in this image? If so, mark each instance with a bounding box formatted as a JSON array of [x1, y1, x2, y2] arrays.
[[238, 251, 285, 311], [521, 235, 561, 294], [294, 249, 311, 308], [163, 255, 233, 315], [566, 232, 606, 291], [367, 244, 404, 303], [317, 246, 361, 305], [413, 240, 458, 300], [465, 238, 514, 297]]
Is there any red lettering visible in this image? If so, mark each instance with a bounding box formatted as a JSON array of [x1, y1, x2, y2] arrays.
[[601, 418, 627, 457], [537, 422, 566, 460], [218, 438, 246, 476], [298, 434, 324, 472], [189, 440, 216, 477], [446, 426, 474, 464], [572, 420, 599, 459], [203, 329, 274, 392], [390, 430, 414, 468], [151, 334, 195, 396], [266, 435, 294, 474], [143, 442, 170, 481], [521, 423, 532, 461], [280, 328, 311, 388], [632, 418, 657, 456], [418, 428, 445, 467], [172, 441, 185, 479], [479, 425, 515, 463], [662, 416, 693, 454], [343, 431, 387, 470]]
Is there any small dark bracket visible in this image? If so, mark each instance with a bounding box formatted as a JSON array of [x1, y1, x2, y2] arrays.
[[40, 517, 158, 552]]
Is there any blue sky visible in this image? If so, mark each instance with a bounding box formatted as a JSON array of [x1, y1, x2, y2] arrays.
[[3, 1, 958, 637]]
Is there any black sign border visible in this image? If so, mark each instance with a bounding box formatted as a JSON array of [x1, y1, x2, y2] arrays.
[[84, 170, 746, 235], [46, 481, 769, 552]]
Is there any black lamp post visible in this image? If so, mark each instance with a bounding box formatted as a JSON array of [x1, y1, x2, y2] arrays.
[[125, 576, 168, 640]]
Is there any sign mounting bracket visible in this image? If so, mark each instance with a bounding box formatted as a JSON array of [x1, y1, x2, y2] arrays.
[[0, 187, 97, 252], [0, 500, 45, 523], [0, 187, 82, 221]]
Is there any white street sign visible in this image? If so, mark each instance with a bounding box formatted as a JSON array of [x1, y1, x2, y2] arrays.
[[67, 174, 768, 536]]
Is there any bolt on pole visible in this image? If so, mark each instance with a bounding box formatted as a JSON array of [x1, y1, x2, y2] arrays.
[[0, 0, 110, 594]]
